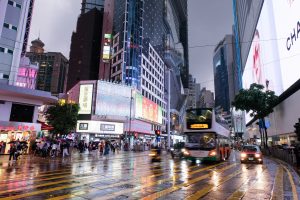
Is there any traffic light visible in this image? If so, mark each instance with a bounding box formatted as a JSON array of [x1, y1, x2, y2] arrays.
[[294, 119, 300, 141], [155, 130, 161, 136]]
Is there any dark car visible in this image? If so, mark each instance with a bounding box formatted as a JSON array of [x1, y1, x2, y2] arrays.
[[240, 145, 263, 164]]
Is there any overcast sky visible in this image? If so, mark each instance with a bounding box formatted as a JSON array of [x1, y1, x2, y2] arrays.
[[29, 0, 233, 92]]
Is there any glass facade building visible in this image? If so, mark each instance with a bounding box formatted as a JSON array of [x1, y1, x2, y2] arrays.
[[81, 0, 105, 14]]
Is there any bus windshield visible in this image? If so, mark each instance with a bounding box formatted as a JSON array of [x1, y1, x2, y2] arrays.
[[186, 133, 216, 150], [186, 108, 212, 129]]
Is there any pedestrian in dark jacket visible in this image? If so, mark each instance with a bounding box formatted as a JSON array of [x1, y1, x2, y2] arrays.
[[9, 144, 17, 161]]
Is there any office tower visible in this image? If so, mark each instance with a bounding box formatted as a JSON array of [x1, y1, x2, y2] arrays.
[[213, 35, 236, 113], [26, 39, 68, 96], [66, 7, 104, 91]]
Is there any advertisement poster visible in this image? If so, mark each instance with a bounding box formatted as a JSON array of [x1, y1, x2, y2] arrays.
[[78, 84, 93, 114], [135, 93, 163, 124]]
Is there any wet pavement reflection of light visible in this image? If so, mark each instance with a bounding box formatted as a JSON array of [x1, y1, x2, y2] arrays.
[[0, 150, 300, 200]]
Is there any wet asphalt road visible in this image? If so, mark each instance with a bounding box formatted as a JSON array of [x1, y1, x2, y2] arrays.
[[0, 150, 300, 200]]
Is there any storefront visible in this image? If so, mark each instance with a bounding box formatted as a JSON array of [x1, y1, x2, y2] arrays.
[[76, 120, 124, 142], [0, 121, 41, 154]]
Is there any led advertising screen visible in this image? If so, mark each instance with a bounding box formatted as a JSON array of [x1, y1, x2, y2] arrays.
[[95, 81, 132, 117], [243, 0, 300, 96], [78, 84, 93, 114], [135, 93, 163, 124], [102, 33, 112, 62]]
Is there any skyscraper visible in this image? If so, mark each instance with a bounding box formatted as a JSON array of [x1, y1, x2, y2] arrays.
[[0, 0, 35, 85], [66, 6, 104, 91], [213, 35, 237, 113], [109, 0, 189, 130]]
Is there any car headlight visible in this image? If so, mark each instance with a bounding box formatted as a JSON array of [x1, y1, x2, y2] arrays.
[[170, 148, 174, 151], [241, 153, 247, 158], [255, 153, 261, 158], [181, 148, 186, 153]]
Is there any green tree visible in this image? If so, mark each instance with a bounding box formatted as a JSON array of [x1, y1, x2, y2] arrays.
[[45, 102, 79, 136], [232, 83, 279, 148]]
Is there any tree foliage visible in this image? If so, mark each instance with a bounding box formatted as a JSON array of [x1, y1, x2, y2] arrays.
[[45, 102, 79, 135], [232, 83, 279, 119], [232, 83, 279, 147]]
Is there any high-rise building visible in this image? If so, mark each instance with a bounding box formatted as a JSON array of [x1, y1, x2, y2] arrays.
[[98, 0, 115, 80], [187, 74, 196, 108], [81, 0, 104, 14], [198, 87, 214, 108], [0, 0, 35, 85], [26, 39, 68, 96], [66, 7, 104, 91], [213, 35, 237, 113]]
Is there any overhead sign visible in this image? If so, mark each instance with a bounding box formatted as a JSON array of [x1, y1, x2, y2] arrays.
[[78, 84, 93, 114]]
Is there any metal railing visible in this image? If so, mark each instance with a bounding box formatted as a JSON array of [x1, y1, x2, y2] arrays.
[[262, 147, 297, 166]]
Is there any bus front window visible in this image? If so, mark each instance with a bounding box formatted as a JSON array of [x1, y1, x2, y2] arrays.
[[187, 133, 216, 150]]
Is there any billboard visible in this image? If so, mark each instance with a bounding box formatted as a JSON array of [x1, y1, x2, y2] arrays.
[[102, 33, 112, 62], [243, 0, 300, 95], [135, 93, 163, 124], [95, 81, 132, 117], [78, 84, 93, 114]]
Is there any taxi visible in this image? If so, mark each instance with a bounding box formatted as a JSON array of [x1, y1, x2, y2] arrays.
[[240, 145, 263, 164]]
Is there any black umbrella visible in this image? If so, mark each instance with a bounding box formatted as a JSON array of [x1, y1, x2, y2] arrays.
[[20, 141, 28, 144], [7, 141, 16, 144]]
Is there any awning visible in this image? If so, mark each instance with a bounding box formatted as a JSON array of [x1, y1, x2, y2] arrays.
[[38, 121, 54, 131]]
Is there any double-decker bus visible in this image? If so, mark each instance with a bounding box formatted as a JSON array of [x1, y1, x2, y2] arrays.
[[182, 108, 231, 162]]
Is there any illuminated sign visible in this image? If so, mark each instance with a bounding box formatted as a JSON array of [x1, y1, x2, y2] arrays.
[[0, 122, 41, 132], [189, 124, 209, 129], [135, 93, 163, 124], [243, 0, 300, 96], [102, 33, 112, 62], [78, 84, 93, 114]]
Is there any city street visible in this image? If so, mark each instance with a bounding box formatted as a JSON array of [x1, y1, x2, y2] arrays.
[[0, 151, 300, 200]]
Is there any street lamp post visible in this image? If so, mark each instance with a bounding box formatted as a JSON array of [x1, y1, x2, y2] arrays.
[[167, 68, 171, 149], [127, 88, 135, 150]]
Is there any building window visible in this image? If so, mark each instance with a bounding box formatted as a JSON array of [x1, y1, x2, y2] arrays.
[[8, 49, 13, 54], [0, 47, 4, 53], [8, 0, 21, 8], [3, 23, 9, 28]]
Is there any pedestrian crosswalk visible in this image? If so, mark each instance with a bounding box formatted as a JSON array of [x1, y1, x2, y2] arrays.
[[0, 151, 299, 200]]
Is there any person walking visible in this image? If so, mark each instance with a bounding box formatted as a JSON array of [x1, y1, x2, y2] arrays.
[[104, 141, 110, 155], [99, 141, 104, 155], [62, 142, 69, 158], [9, 143, 17, 161]]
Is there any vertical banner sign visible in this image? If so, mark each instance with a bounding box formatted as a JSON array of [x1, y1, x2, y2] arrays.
[[102, 33, 112, 62], [79, 84, 93, 114]]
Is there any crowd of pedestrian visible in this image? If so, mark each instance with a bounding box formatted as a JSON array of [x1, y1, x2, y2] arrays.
[[31, 139, 72, 158]]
